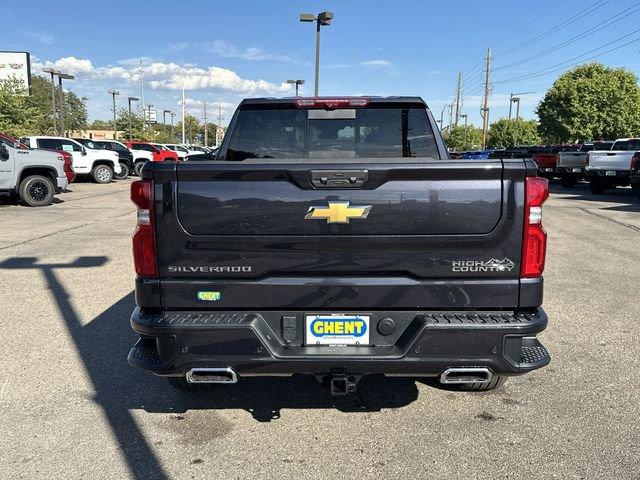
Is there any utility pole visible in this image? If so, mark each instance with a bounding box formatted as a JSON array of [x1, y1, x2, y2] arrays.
[[181, 84, 186, 144], [139, 60, 145, 114], [127, 96, 138, 140], [481, 48, 492, 150], [448, 102, 454, 131], [107, 90, 119, 139], [203, 101, 208, 146], [454, 72, 462, 126]]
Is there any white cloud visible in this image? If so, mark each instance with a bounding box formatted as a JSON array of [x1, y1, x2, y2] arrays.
[[169, 40, 296, 63], [33, 56, 292, 95], [360, 60, 392, 67]]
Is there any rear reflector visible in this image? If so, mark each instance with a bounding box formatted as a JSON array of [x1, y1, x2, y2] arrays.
[[521, 177, 549, 278], [131, 179, 158, 278], [295, 98, 370, 109]]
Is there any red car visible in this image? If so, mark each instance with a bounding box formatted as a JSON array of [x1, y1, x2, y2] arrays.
[[125, 141, 180, 176]]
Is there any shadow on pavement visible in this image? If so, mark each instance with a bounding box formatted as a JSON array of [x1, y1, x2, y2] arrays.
[[0, 256, 421, 478], [550, 182, 639, 207]]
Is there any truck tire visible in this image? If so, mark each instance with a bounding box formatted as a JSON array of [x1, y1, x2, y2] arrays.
[[560, 176, 576, 188], [589, 178, 605, 194], [92, 164, 113, 184], [114, 162, 130, 179], [455, 375, 507, 391], [134, 161, 146, 177], [18, 175, 55, 207]]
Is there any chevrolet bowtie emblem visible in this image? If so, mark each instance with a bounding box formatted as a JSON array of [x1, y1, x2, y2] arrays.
[[305, 201, 372, 224]]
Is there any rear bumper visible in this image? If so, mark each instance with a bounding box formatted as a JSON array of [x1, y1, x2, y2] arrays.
[[556, 166, 585, 176], [586, 169, 630, 179], [128, 307, 550, 378], [56, 175, 68, 193]]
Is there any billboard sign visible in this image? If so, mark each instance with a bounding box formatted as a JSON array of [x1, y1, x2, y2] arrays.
[[144, 108, 157, 124], [0, 51, 31, 94]]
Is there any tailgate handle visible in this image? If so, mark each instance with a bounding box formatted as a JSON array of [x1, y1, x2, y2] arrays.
[[310, 169, 369, 188]]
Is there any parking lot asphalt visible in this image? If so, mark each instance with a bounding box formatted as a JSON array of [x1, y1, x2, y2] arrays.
[[1, 179, 639, 480]]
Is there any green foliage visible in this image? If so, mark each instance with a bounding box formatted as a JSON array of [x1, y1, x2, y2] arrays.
[[0, 77, 38, 137], [537, 63, 640, 142], [488, 118, 541, 148], [445, 124, 484, 151], [115, 107, 149, 140], [88, 119, 113, 130], [0, 75, 87, 137], [174, 115, 202, 144]]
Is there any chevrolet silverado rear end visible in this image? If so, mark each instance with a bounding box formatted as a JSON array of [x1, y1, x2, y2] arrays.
[[128, 97, 550, 394]]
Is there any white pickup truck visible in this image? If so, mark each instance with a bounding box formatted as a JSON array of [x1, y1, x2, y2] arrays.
[[556, 141, 614, 187], [0, 132, 69, 206], [586, 138, 639, 194], [21, 136, 121, 183]]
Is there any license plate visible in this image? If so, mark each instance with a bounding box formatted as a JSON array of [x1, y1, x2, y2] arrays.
[[305, 314, 370, 346], [606, 170, 616, 176], [572, 168, 582, 173]]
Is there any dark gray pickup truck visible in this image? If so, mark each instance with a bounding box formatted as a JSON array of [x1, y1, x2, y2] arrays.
[[128, 96, 550, 395]]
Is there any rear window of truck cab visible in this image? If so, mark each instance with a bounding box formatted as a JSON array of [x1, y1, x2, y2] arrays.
[[225, 106, 441, 161]]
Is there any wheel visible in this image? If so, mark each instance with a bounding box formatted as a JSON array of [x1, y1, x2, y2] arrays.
[[92, 164, 113, 184], [18, 175, 55, 207], [454, 375, 507, 391], [114, 162, 130, 179], [589, 178, 605, 194], [134, 161, 146, 176], [167, 376, 211, 392], [560, 176, 576, 188]]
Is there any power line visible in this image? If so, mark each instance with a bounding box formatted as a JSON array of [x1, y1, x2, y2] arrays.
[[494, 27, 640, 85], [489, 0, 567, 48], [494, 0, 612, 59], [493, 1, 640, 72]]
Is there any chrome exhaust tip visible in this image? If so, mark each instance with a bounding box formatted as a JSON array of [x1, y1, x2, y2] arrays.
[[439, 367, 492, 384], [186, 367, 238, 384]]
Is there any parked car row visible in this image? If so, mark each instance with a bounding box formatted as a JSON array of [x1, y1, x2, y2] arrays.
[[0, 131, 216, 206]]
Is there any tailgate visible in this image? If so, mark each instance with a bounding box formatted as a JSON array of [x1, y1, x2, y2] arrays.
[[558, 152, 587, 168], [151, 159, 528, 310], [588, 151, 633, 171]]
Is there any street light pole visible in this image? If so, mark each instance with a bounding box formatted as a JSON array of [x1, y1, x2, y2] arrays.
[[42, 68, 58, 134], [57, 73, 75, 136], [509, 92, 534, 120], [300, 12, 333, 96], [170, 112, 176, 139], [460, 114, 469, 149], [107, 90, 119, 139], [163, 109, 171, 138], [127, 97, 139, 140], [286, 79, 305, 96]]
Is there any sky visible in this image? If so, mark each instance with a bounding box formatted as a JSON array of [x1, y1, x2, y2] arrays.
[[4, 0, 640, 127]]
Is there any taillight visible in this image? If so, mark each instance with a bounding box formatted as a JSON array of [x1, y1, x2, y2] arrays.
[[584, 154, 589, 166], [131, 179, 158, 278], [521, 177, 549, 278], [631, 153, 640, 171], [295, 97, 370, 109]]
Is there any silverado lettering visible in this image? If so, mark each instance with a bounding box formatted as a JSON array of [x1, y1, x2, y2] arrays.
[[128, 96, 551, 395]]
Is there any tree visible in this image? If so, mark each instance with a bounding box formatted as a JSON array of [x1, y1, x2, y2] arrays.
[[88, 119, 113, 130], [445, 124, 484, 151], [537, 63, 640, 142], [488, 118, 540, 148], [115, 107, 148, 140], [174, 115, 202, 144], [0, 77, 39, 137], [28, 75, 87, 134]]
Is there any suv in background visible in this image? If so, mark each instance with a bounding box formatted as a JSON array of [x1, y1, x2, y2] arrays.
[[0, 132, 68, 206], [73, 138, 133, 179], [125, 141, 179, 176], [21, 136, 121, 184]]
